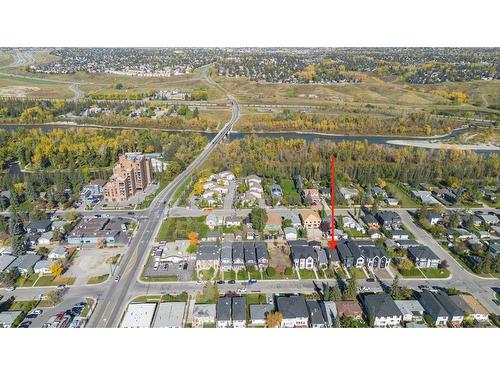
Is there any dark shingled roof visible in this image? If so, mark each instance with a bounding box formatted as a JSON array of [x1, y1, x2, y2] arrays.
[[276, 296, 309, 319], [407, 246, 440, 261], [363, 293, 402, 319]]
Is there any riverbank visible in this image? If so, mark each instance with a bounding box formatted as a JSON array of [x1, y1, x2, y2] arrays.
[[386, 139, 500, 151]]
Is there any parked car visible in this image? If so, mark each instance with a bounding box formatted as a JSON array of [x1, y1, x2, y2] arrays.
[[217, 280, 225, 284], [114, 276, 120, 283], [18, 321, 32, 328], [56, 285, 66, 290], [4, 286, 15, 292], [227, 280, 236, 284], [248, 279, 257, 284]]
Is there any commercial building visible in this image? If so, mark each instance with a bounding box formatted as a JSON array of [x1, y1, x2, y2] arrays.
[[120, 303, 157, 328], [67, 217, 122, 245], [152, 302, 186, 328]]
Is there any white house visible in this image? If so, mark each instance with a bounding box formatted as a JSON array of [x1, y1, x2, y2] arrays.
[[342, 217, 366, 233], [48, 246, 68, 260], [205, 214, 224, 229], [38, 231, 53, 245], [284, 227, 298, 241], [34, 259, 56, 274]]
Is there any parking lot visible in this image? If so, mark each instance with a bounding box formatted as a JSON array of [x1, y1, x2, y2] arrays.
[[14, 295, 95, 328], [143, 254, 195, 281]]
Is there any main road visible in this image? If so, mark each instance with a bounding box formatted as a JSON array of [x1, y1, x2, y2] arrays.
[[88, 95, 240, 327]]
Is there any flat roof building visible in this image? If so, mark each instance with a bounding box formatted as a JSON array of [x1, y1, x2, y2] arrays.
[[120, 303, 157, 328], [152, 302, 186, 328]]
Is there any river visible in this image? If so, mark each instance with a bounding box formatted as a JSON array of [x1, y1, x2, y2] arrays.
[[0, 123, 497, 155]]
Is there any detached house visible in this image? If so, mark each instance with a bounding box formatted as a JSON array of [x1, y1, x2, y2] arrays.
[[407, 246, 440, 269], [232, 242, 245, 271], [301, 189, 321, 205], [290, 245, 318, 270], [276, 296, 309, 328], [26, 220, 52, 234], [376, 211, 402, 229], [306, 300, 327, 328], [220, 242, 233, 272], [450, 294, 489, 322], [434, 291, 464, 326], [255, 242, 269, 270], [362, 293, 402, 327], [232, 296, 246, 328], [243, 242, 257, 269], [418, 290, 449, 327], [216, 297, 232, 328], [300, 210, 321, 229]]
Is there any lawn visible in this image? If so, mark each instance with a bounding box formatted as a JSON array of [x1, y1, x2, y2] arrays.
[[171, 176, 194, 206], [224, 270, 236, 280], [15, 273, 39, 287], [33, 275, 56, 286], [348, 267, 366, 280], [87, 274, 109, 284], [281, 179, 301, 204], [399, 268, 425, 278], [385, 182, 421, 208], [322, 268, 337, 279], [141, 275, 178, 282], [132, 295, 162, 303], [299, 269, 317, 279], [248, 269, 262, 280], [237, 269, 249, 280], [196, 268, 216, 281], [162, 292, 189, 302], [156, 216, 209, 242], [420, 268, 451, 279]]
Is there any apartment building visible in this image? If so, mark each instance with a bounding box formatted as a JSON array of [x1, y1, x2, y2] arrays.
[[103, 153, 153, 201]]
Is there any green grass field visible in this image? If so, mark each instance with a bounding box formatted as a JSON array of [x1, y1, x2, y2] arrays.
[[386, 182, 421, 207], [156, 216, 209, 242]]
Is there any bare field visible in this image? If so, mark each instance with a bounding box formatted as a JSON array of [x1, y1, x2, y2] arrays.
[[0, 75, 74, 98]]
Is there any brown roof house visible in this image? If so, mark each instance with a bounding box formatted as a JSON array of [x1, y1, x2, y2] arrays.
[[335, 300, 364, 321]]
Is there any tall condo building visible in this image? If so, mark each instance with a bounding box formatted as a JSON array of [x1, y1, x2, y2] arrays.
[[103, 153, 153, 201]]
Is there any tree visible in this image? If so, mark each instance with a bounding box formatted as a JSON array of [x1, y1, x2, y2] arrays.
[[265, 311, 283, 328], [391, 274, 402, 300], [50, 262, 64, 277], [188, 231, 199, 246], [250, 207, 267, 231], [46, 289, 64, 305], [331, 284, 342, 301], [322, 282, 331, 301], [193, 107, 199, 119], [0, 268, 20, 287], [343, 277, 357, 300], [196, 282, 219, 304]]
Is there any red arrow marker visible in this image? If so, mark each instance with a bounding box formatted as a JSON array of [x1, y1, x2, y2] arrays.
[[328, 155, 337, 251]]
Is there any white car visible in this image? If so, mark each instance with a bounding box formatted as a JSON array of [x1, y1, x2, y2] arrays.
[[4, 286, 15, 292]]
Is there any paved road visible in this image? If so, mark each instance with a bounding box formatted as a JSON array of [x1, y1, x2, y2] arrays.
[[398, 210, 500, 313], [87, 95, 240, 327]]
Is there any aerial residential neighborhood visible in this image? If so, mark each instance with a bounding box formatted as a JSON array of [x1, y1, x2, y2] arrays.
[[1, 1, 499, 375]]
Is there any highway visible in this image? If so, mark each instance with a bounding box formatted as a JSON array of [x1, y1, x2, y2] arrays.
[[87, 95, 240, 327]]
